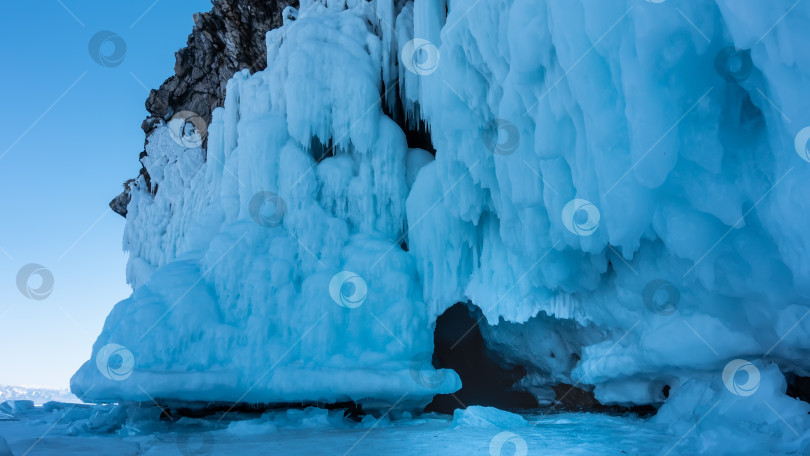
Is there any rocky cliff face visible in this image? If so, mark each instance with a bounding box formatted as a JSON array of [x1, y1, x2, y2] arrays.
[[111, 0, 296, 217]]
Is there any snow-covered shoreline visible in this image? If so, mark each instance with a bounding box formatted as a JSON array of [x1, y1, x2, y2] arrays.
[[0, 385, 79, 406]]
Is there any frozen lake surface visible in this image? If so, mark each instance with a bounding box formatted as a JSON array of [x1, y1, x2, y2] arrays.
[[0, 402, 683, 456]]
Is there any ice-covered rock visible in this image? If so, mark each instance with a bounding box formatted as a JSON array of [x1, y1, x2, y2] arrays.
[[0, 400, 34, 420], [74, 1, 460, 409], [226, 418, 278, 436], [451, 406, 527, 429], [76, 0, 810, 452]]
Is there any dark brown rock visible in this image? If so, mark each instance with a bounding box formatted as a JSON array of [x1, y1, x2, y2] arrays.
[[142, 0, 297, 135], [109, 191, 131, 217], [112, 0, 297, 218], [109, 179, 135, 217]]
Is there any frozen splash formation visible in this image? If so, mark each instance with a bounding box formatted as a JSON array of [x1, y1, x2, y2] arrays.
[[74, 0, 810, 453]]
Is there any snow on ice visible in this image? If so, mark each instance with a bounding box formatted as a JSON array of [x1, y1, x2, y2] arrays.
[[0, 400, 682, 455]]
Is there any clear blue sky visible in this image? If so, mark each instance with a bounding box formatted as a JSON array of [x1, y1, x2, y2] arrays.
[[0, 0, 212, 388]]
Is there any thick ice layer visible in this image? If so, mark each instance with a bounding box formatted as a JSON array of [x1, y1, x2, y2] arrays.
[[0, 403, 690, 455], [76, 0, 810, 452], [73, 4, 459, 407]]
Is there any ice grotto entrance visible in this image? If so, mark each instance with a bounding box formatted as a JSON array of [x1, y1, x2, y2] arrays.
[[426, 303, 539, 414], [425, 303, 665, 416]]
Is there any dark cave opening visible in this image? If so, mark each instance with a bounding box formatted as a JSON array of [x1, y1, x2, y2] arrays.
[[425, 303, 539, 414], [381, 82, 436, 155], [425, 303, 660, 416], [402, 117, 435, 155], [786, 373, 810, 405], [305, 81, 435, 166], [151, 399, 364, 421], [309, 135, 335, 162]]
